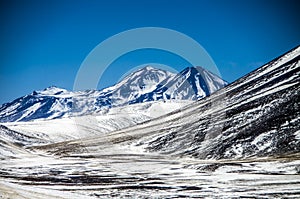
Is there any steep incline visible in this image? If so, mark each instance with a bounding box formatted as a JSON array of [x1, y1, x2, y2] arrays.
[[144, 45, 300, 159]]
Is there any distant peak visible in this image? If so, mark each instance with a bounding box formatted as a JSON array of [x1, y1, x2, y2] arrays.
[[194, 66, 205, 70], [144, 65, 155, 70], [128, 65, 172, 75], [182, 66, 205, 71], [43, 85, 60, 91], [137, 65, 164, 72], [180, 66, 194, 74], [36, 86, 68, 96]]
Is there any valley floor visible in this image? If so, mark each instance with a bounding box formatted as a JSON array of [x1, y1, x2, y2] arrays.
[[1, 144, 300, 198]]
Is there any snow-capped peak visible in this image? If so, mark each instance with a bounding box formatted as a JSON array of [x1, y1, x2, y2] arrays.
[[0, 66, 227, 122], [116, 66, 175, 86], [34, 86, 69, 96], [138, 65, 160, 71]]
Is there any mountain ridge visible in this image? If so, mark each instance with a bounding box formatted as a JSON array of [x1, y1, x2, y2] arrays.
[[0, 66, 227, 122]]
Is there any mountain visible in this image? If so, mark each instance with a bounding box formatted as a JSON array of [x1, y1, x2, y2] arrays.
[[131, 66, 227, 103], [47, 45, 300, 160], [141, 46, 300, 159], [0, 46, 299, 198], [0, 66, 227, 122], [0, 86, 105, 122]]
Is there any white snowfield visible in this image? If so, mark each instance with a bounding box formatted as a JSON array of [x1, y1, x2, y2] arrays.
[[3, 100, 191, 143]]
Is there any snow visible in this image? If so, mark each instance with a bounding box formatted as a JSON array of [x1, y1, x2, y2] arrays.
[[251, 130, 275, 151], [3, 100, 191, 143], [195, 76, 206, 97], [16, 102, 42, 122], [229, 79, 298, 111], [1, 138, 300, 198], [201, 69, 226, 92], [0, 47, 299, 198], [227, 46, 300, 93], [294, 130, 300, 140], [0, 102, 20, 117], [0, 181, 94, 199], [38, 86, 74, 97], [252, 46, 300, 79]]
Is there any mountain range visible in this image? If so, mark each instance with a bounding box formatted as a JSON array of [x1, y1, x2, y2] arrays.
[[0, 66, 227, 122], [42, 45, 300, 160], [0, 45, 299, 198]]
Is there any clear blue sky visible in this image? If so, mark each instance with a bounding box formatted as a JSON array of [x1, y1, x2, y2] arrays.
[[1, 0, 299, 104]]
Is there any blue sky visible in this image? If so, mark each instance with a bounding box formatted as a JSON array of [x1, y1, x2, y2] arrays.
[[1, 0, 299, 104]]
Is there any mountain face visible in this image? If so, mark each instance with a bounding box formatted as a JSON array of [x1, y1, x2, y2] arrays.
[[0, 66, 227, 122], [130, 66, 226, 103], [50, 45, 300, 160], [139, 46, 300, 159]]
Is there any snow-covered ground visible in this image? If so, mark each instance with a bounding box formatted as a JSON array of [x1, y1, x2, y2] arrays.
[[1, 143, 300, 198], [3, 100, 191, 143]]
